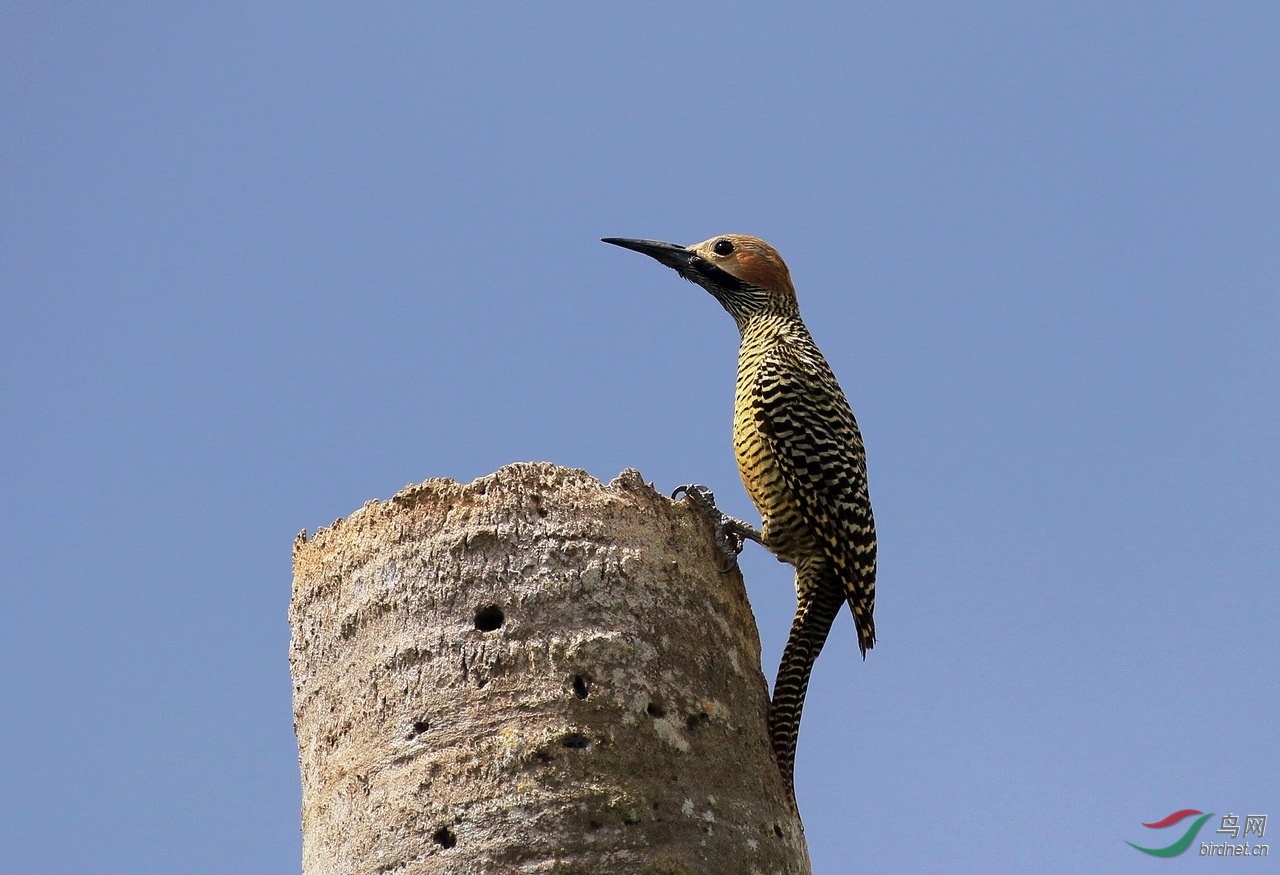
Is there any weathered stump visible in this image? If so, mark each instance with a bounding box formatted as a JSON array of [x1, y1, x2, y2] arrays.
[[290, 462, 809, 874]]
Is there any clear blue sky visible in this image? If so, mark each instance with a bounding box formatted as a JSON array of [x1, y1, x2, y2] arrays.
[[2, 5, 1276, 873]]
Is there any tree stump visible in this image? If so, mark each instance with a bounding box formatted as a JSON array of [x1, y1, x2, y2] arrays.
[[290, 462, 809, 874]]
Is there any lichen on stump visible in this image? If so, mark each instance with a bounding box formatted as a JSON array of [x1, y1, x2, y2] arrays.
[[290, 462, 810, 875]]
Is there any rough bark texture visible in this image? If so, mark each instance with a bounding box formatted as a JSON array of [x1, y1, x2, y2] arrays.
[[290, 462, 810, 875]]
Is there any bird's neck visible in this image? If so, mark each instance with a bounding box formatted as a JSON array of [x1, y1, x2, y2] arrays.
[[736, 312, 807, 346]]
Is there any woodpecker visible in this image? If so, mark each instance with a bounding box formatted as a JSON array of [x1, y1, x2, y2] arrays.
[[602, 233, 876, 802]]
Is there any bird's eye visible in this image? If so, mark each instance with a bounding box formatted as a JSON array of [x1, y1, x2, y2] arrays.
[[713, 239, 735, 256]]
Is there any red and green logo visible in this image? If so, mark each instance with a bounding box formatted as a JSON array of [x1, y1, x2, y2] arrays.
[[1127, 809, 1214, 857]]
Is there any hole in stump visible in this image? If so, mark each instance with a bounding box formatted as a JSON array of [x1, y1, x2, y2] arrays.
[[572, 675, 589, 699], [646, 702, 666, 719], [773, 824, 785, 839], [406, 720, 430, 739], [433, 827, 456, 849], [474, 605, 504, 632], [562, 732, 592, 751]]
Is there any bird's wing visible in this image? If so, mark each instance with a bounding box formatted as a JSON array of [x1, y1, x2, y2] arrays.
[[753, 340, 877, 654]]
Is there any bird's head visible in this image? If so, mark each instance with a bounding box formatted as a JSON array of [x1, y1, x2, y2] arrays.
[[602, 234, 799, 326]]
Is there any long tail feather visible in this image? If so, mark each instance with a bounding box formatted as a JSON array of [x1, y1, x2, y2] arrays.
[[768, 576, 844, 804]]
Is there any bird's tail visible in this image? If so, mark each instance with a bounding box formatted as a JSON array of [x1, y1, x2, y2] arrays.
[[768, 578, 844, 805]]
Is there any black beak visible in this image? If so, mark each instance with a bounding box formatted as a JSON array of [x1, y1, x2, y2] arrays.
[[601, 237, 697, 273]]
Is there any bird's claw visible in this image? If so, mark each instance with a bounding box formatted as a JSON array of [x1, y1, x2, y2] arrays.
[[672, 483, 762, 571]]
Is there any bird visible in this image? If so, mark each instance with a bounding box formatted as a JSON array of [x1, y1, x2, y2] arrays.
[[601, 233, 876, 803]]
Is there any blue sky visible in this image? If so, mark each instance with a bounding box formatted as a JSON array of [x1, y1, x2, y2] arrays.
[[2, 4, 1276, 872]]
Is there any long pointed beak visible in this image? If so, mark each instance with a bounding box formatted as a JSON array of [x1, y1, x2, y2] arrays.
[[601, 237, 697, 272]]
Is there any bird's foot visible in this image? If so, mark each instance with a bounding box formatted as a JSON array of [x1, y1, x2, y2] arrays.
[[672, 484, 763, 570]]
